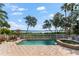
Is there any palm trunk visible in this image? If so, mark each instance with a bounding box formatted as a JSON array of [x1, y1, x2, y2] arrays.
[[69, 6, 73, 37], [27, 25, 29, 33], [55, 27, 57, 39], [64, 10, 67, 34], [49, 28, 52, 32], [65, 10, 67, 18], [48, 28, 52, 39]]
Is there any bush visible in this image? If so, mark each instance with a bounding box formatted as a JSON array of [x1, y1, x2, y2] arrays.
[[49, 32, 65, 34], [0, 28, 12, 35], [73, 21, 79, 35], [0, 28, 9, 34]]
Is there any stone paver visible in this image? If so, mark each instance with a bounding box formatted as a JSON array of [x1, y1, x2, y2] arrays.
[[0, 42, 79, 56]]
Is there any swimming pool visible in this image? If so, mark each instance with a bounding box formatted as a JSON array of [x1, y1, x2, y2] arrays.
[[17, 39, 57, 45]]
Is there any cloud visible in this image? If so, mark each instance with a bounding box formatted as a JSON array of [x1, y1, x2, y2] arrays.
[[18, 19, 22, 22], [41, 11, 48, 13], [12, 7, 28, 12], [37, 6, 46, 11], [8, 21, 19, 30], [18, 8, 27, 11], [12, 12, 23, 15], [49, 14, 54, 18], [5, 4, 28, 12], [8, 21, 26, 30]]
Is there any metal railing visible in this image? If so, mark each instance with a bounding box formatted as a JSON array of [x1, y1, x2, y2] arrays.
[[19, 33, 68, 40]]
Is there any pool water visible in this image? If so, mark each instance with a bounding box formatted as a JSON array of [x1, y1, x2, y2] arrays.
[[17, 40, 57, 45]]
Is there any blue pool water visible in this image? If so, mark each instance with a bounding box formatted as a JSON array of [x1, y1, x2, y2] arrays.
[[17, 40, 57, 45]]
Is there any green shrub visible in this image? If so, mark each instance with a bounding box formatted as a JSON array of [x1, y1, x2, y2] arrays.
[[0, 28, 12, 35], [48, 32, 65, 34], [0, 28, 14, 35], [73, 21, 79, 35]]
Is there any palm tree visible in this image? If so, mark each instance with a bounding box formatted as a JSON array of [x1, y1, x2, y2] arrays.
[[0, 20, 10, 28], [61, 3, 70, 33], [61, 3, 69, 18], [2, 20, 10, 28], [43, 20, 52, 32], [0, 3, 8, 21], [67, 3, 76, 35], [0, 9, 8, 21], [0, 3, 5, 8], [24, 15, 37, 32], [68, 3, 76, 12], [50, 12, 63, 33], [73, 20, 79, 35]]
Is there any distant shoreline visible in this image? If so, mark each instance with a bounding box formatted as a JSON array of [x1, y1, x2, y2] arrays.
[[12, 30, 64, 33]]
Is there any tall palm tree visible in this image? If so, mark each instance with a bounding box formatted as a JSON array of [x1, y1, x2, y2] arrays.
[[73, 20, 79, 35], [68, 3, 76, 34], [0, 3, 5, 8], [0, 3, 8, 24], [43, 20, 52, 32], [61, 3, 69, 18], [0, 20, 10, 28], [24, 15, 37, 32], [61, 3, 70, 33], [68, 3, 76, 13], [0, 9, 8, 21], [50, 12, 63, 33], [2, 20, 10, 28]]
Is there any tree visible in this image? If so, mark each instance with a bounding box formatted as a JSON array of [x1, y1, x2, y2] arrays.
[[2, 20, 10, 28], [24, 15, 37, 32], [0, 3, 5, 8], [61, 3, 70, 33], [0, 28, 11, 35], [61, 3, 69, 18], [0, 20, 10, 28], [0, 3, 9, 29], [43, 20, 52, 32], [73, 20, 79, 35], [50, 12, 63, 33], [67, 3, 77, 34], [68, 3, 76, 12], [0, 4, 8, 21], [60, 3, 77, 35]]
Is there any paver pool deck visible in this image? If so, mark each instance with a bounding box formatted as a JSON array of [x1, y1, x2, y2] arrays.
[[0, 42, 79, 56]]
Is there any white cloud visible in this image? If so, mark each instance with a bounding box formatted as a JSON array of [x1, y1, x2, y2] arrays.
[[12, 12, 23, 15], [49, 14, 54, 17], [11, 5, 18, 8], [18, 8, 26, 11], [8, 21, 26, 30], [41, 11, 48, 13], [11, 6, 18, 11], [6, 4, 28, 12], [37, 6, 46, 11], [12, 7, 28, 12], [8, 21, 19, 29], [18, 19, 22, 22]]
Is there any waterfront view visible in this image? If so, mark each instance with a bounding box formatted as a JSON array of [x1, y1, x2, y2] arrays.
[[0, 3, 79, 56]]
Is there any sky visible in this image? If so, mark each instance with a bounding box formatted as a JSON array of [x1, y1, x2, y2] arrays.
[[4, 3, 64, 30]]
